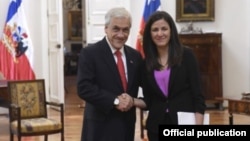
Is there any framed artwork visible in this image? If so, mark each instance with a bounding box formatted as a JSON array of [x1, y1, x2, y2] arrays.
[[68, 11, 82, 41], [176, 0, 215, 22]]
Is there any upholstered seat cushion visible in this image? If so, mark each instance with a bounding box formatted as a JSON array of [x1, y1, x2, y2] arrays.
[[11, 118, 62, 133]]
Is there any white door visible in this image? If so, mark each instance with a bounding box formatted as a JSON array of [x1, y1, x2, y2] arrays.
[[47, 0, 64, 104], [85, 0, 130, 44]]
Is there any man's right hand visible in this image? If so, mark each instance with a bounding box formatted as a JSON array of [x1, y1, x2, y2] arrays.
[[115, 93, 133, 112]]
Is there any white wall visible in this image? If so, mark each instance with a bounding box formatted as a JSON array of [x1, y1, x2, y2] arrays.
[[0, 0, 250, 107], [0, 3, 8, 35]]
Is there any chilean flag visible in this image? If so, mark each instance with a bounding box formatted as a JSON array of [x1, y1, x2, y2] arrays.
[[136, 0, 161, 58], [0, 0, 35, 80]]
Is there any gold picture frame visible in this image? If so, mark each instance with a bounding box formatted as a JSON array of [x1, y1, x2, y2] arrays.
[[68, 11, 82, 41], [176, 0, 214, 22]]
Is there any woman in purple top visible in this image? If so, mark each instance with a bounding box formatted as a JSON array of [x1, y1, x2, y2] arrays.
[[133, 11, 206, 141]]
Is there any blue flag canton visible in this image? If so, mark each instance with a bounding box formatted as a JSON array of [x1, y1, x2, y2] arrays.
[[6, 0, 22, 22], [143, 0, 161, 22]]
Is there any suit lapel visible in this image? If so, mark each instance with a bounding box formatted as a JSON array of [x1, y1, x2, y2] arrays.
[[168, 65, 177, 96], [124, 47, 135, 92], [148, 71, 167, 99], [99, 39, 123, 90], [98, 38, 138, 92], [100, 38, 122, 89]]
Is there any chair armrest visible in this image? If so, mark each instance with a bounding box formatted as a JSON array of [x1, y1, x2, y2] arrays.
[[46, 101, 64, 125], [46, 101, 63, 107]]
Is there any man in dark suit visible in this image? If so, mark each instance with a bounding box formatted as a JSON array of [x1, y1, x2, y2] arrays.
[[77, 7, 143, 141]]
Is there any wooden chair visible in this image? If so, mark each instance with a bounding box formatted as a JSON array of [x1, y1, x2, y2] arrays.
[[8, 79, 64, 141]]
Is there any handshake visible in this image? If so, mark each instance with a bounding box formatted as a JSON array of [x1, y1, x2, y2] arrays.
[[115, 93, 134, 112]]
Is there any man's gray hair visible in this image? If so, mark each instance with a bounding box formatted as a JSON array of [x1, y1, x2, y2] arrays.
[[104, 7, 132, 27]]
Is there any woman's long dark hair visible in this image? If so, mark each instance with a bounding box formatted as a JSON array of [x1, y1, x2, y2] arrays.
[[142, 11, 183, 72]]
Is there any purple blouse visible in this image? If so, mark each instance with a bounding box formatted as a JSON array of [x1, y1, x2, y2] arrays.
[[154, 68, 171, 97]]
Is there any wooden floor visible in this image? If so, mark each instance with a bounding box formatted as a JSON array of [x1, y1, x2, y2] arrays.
[[1, 76, 250, 141]]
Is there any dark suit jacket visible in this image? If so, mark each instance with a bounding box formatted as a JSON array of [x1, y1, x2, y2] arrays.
[[142, 47, 206, 133], [77, 38, 143, 141]]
